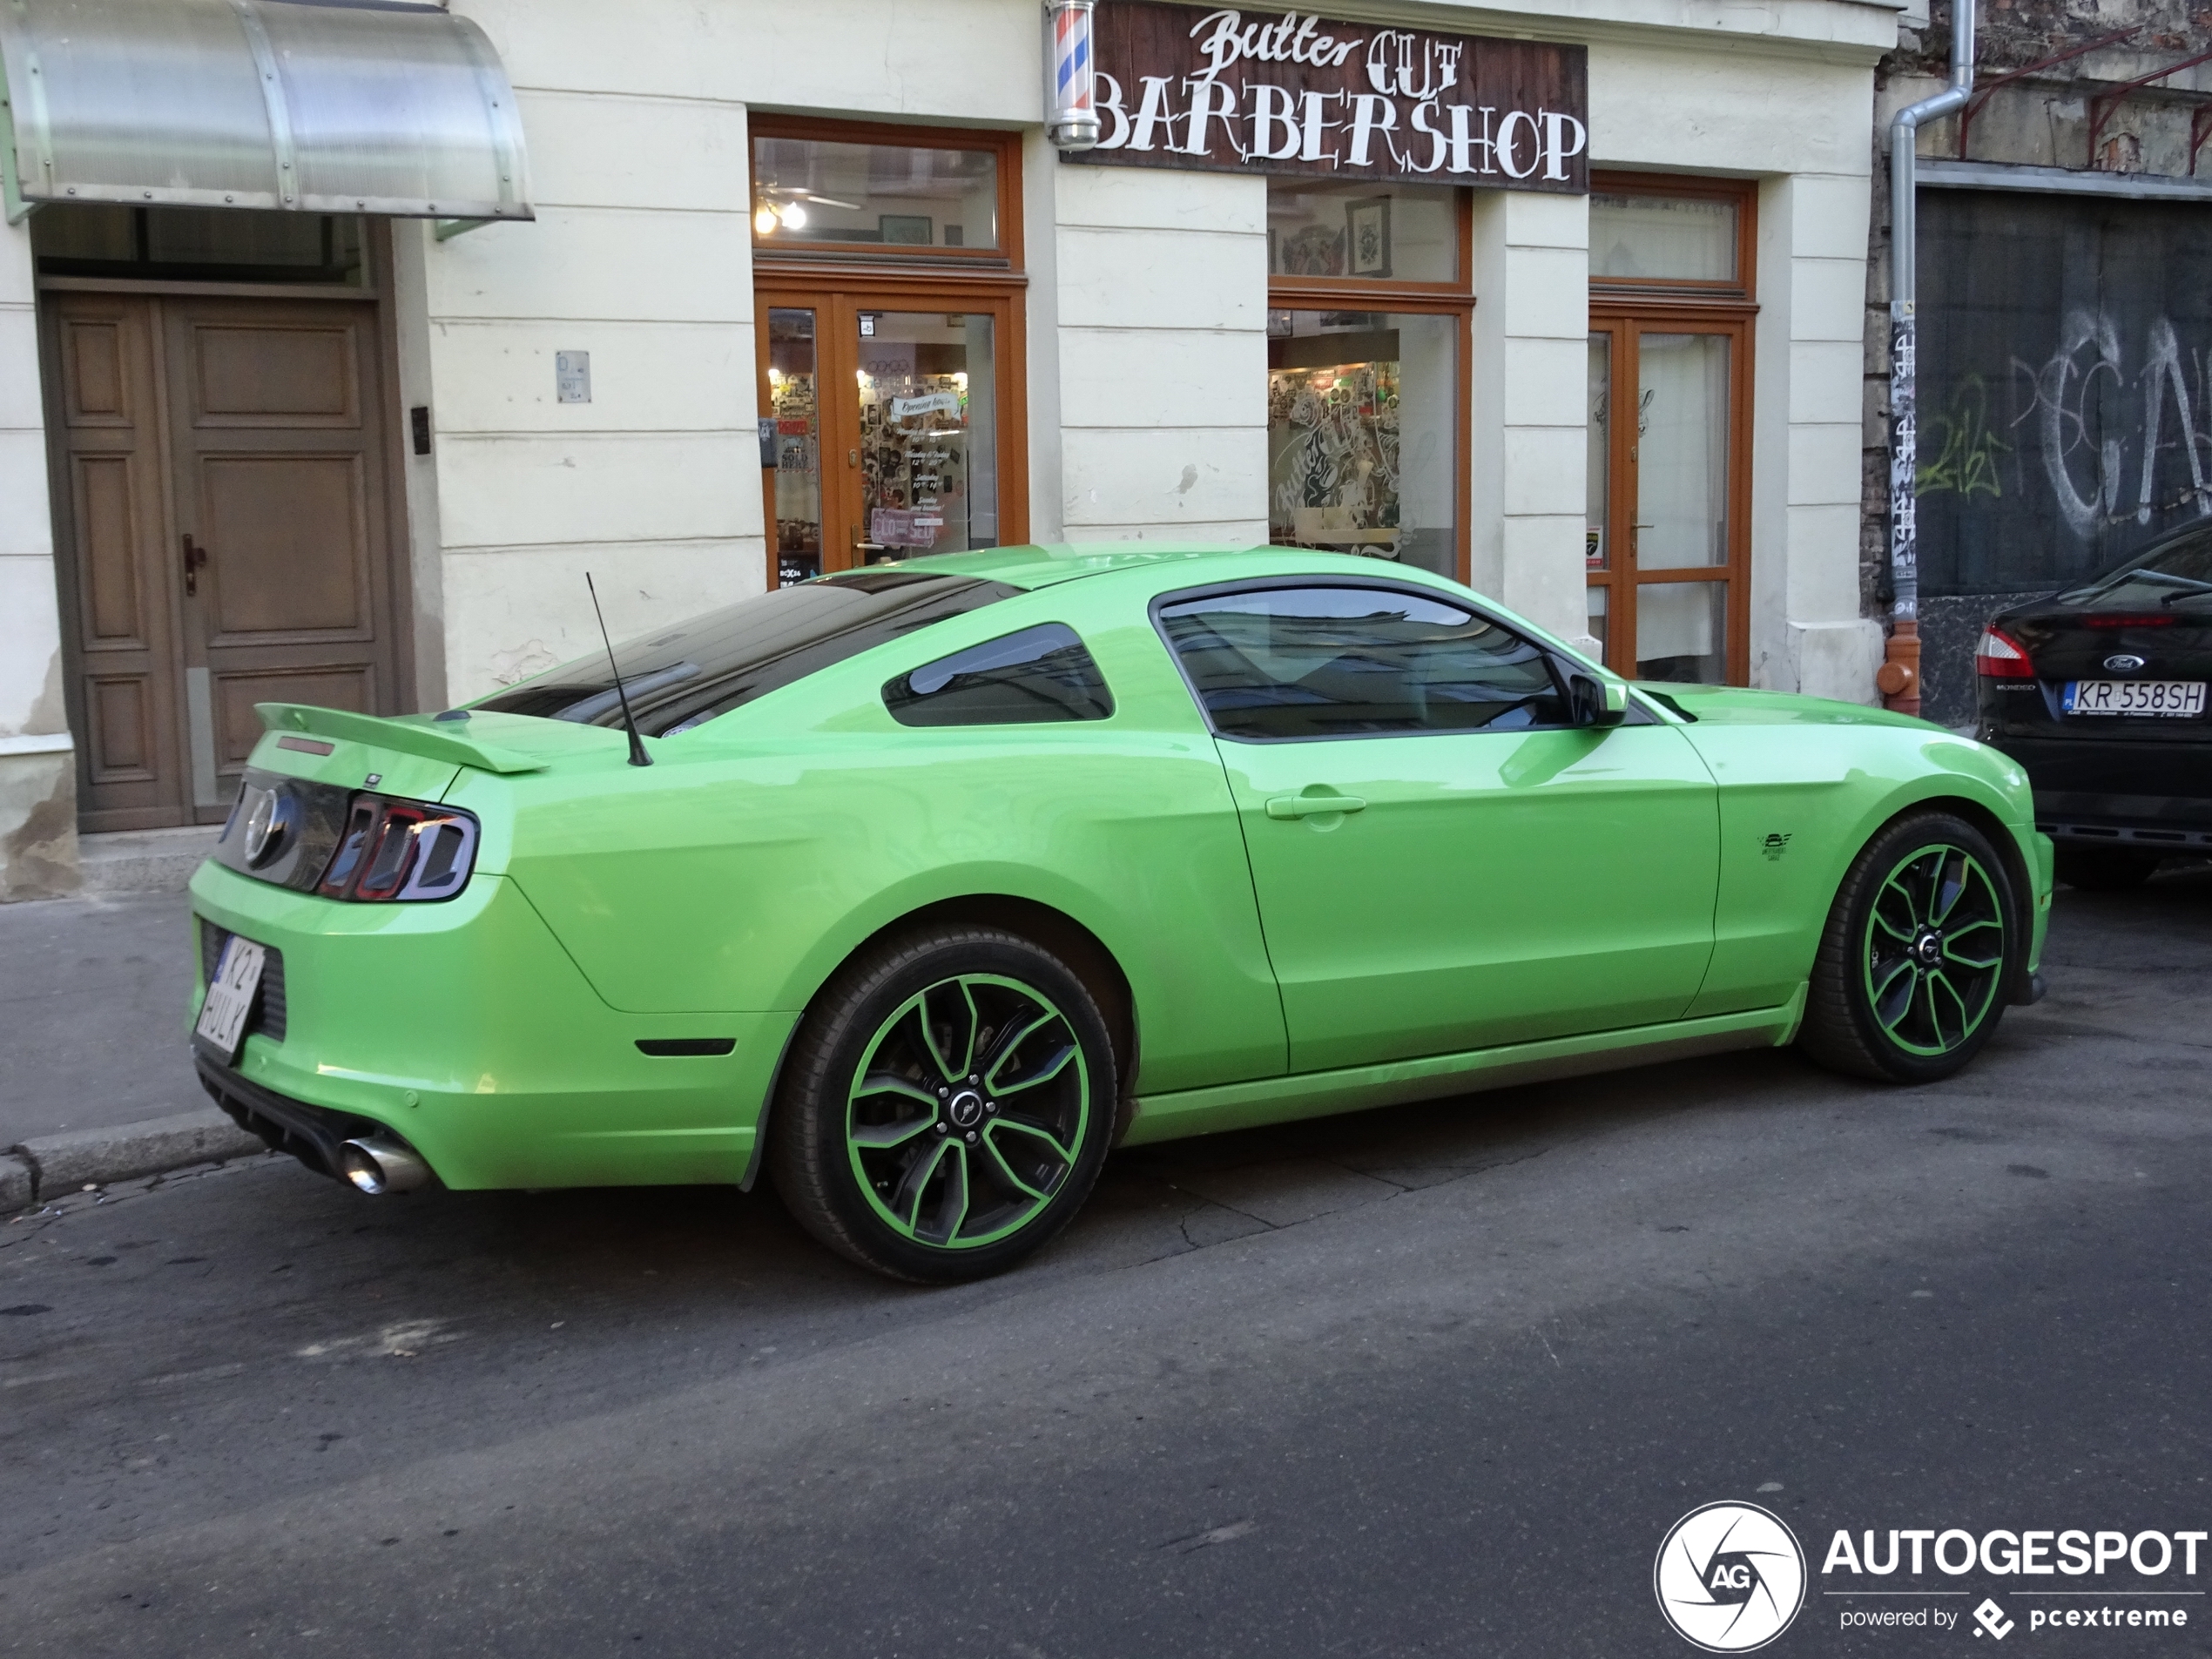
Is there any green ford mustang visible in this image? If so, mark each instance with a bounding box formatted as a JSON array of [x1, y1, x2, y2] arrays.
[[188, 546, 2053, 1281]]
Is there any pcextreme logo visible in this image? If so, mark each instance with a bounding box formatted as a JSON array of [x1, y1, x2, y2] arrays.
[[1656, 1502, 1809, 1652]]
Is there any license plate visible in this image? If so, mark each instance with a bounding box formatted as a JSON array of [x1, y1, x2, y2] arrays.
[[2062, 679, 2206, 717], [193, 934, 267, 1064]]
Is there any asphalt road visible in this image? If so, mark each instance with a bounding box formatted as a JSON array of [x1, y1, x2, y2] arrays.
[[3, 870, 2208, 1658]]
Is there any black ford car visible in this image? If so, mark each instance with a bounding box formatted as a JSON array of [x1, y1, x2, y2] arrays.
[[1977, 526, 2212, 888]]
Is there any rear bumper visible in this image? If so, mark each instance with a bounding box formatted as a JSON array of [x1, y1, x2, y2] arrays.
[[186, 861, 798, 1190], [197, 1054, 385, 1185], [1986, 734, 2212, 851]]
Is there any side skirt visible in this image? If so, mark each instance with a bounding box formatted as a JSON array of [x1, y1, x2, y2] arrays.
[[1119, 986, 1809, 1148]]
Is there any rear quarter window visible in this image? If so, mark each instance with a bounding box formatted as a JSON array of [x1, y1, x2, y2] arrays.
[[882, 623, 1115, 726]]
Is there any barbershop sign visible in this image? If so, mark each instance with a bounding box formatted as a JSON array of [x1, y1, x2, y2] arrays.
[[1070, 1, 1588, 192]]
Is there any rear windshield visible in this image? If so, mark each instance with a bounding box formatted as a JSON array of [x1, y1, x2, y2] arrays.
[[2059, 528, 2212, 610], [476, 570, 1019, 737]]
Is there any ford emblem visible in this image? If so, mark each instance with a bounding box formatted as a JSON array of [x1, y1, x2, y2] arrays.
[[240, 783, 296, 867], [2102, 653, 2147, 673]]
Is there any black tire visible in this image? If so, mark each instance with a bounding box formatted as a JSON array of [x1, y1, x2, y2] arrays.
[[1799, 811, 2022, 1084], [2054, 844, 2160, 891], [768, 924, 1117, 1283]]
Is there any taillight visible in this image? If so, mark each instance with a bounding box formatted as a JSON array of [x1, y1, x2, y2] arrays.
[[316, 793, 478, 902], [1975, 627, 2036, 679]]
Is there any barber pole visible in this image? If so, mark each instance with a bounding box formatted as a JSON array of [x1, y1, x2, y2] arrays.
[[1045, 0, 1101, 149]]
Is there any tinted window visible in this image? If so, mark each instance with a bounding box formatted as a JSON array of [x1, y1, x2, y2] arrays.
[[2059, 527, 2212, 611], [883, 624, 1114, 727], [1157, 586, 1566, 739], [476, 571, 1018, 737]]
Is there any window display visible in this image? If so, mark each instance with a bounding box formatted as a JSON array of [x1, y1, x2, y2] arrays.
[[1267, 310, 1457, 577], [766, 308, 824, 585], [856, 313, 998, 560]]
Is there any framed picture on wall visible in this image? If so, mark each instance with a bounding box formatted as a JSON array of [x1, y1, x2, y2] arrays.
[[880, 214, 933, 246], [1346, 196, 1393, 279]]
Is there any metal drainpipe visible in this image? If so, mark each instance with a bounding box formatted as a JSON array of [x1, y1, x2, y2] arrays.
[[1879, 0, 1975, 716]]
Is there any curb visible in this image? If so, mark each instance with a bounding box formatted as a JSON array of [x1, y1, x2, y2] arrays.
[[4, 1108, 266, 1212]]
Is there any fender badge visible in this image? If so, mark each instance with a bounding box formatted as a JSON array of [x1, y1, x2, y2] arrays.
[[365, 772, 382, 786], [1761, 833, 1792, 861]]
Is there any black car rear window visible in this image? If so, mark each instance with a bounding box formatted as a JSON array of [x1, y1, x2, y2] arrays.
[[2059, 527, 2212, 610], [476, 571, 1021, 737]]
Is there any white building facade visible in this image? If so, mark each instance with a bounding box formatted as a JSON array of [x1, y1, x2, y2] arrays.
[[0, 0, 1898, 900]]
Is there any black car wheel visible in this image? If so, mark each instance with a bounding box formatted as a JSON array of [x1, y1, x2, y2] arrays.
[[2054, 845, 2160, 891], [769, 924, 1117, 1283], [1800, 811, 2022, 1084]]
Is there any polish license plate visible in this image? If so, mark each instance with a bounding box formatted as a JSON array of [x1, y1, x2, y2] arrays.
[[193, 934, 266, 1063], [2062, 679, 2206, 717]]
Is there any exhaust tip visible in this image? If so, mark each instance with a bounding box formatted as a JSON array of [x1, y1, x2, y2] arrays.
[[340, 1136, 431, 1195]]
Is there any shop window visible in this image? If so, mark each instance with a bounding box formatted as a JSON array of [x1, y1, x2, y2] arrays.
[[1588, 174, 1755, 685], [1266, 183, 1470, 583], [1268, 310, 1459, 579], [30, 204, 367, 285], [752, 133, 999, 253], [1267, 181, 1460, 284]]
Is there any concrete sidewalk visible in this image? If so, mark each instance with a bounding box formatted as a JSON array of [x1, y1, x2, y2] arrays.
[[0, 890, 207, 1148]]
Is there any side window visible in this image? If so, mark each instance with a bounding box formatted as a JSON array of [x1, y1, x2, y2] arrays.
[[883, 623, 1116, 727], [1157, 585, 1566, 739]]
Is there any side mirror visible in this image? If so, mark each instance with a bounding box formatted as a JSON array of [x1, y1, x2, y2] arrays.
[[1567, 671, 1628, 728]]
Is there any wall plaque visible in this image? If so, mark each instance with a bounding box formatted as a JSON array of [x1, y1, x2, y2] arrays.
[[1068, 2, 1588, 192]]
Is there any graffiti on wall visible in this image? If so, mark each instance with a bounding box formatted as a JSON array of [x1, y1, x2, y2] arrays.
[[1918, 192, 2212, 604]]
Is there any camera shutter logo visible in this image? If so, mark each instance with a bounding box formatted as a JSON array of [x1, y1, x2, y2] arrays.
[[1654, 1501, 1807, 1652]]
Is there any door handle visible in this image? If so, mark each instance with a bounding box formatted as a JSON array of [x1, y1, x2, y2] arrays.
[[181, 533, 208, 597], [1265, 792, 1367, 819]]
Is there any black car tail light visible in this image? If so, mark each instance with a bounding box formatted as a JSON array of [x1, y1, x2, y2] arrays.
[[1976, 626, 2036, 679], [315, 792, 479, 902]]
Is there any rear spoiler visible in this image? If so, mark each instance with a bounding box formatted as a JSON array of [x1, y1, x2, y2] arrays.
[[257, 703, 547, 774]]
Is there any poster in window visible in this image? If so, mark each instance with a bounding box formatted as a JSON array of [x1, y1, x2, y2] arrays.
[[879, 214, 933, 246], [1346, 197, 1393, 279]]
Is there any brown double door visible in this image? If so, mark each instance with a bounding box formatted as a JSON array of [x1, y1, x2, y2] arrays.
[[1586, 316, 1752, 685], [45, 293, 402, 831], [757, 287, 1018, 586]]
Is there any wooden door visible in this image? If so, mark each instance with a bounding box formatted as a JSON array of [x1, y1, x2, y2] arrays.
[[756, 286, 1022, 585], [46, 293, 401, 829], [164, 298, 398, 818], [1584, 316, 1752, 685], [47, 295, 187, 832]]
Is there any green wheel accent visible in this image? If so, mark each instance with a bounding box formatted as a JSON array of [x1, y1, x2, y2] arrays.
[[844, 973, 1090, 1250], [1860, 842, 2007, 1057]]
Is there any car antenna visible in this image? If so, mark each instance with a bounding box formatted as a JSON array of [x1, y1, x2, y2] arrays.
[[586, 572, 652, 767]]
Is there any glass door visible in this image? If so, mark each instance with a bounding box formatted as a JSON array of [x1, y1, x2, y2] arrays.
[[1585, 318, 1749, 684], [757, 291, 1013, 585]]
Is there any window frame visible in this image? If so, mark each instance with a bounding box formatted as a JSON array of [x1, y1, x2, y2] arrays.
[[1147, 576, 1603, 745], [1266, 185, 1474, 586], [748, 116, 1025, 274], [1588, 172, 1759, 305]]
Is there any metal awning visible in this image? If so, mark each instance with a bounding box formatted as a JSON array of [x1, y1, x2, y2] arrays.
[[0, 0, 530, 226]]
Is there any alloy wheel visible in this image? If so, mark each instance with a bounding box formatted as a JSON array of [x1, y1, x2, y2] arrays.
[[1862, 843, 2007, 1056], [845, 973, 1091, 1249]]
